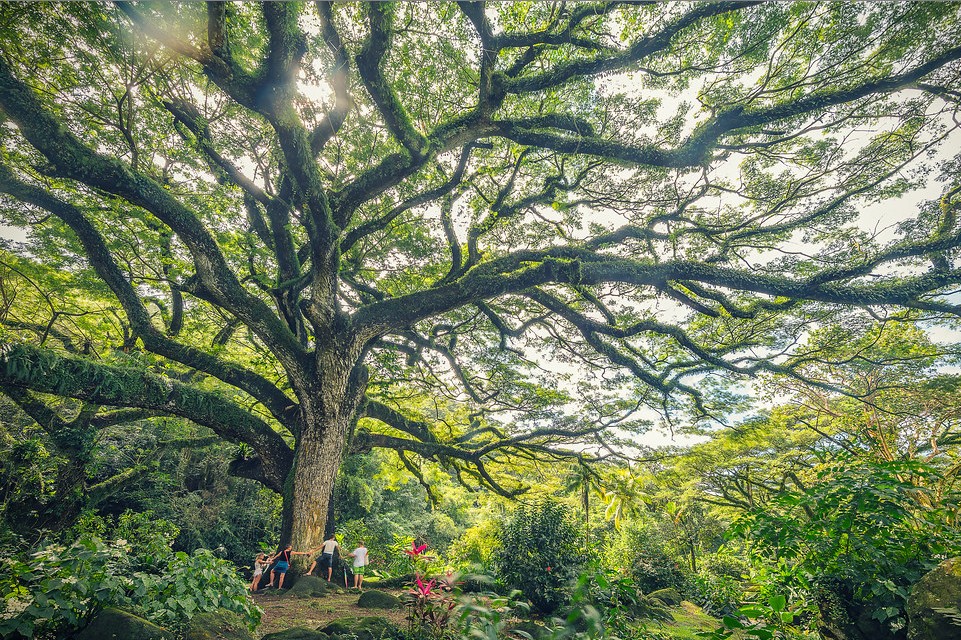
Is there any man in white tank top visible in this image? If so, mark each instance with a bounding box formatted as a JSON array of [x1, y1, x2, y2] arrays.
[[308, 533, 340, 581]]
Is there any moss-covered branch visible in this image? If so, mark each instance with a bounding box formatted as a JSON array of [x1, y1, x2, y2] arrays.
[[356, 3, 427, 157], [0, 343, 294, 492], [311, 1, 352, 155], [0, 164, 301, 428], [0, 57, 310, 383], [355, 237, 961, 339]]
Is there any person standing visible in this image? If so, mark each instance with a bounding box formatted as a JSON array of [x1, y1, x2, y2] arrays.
[[250, 552, 268, 592], [266, 544, 311, 589], [308, 533, 340, 582], [348, 541, 369, 590]]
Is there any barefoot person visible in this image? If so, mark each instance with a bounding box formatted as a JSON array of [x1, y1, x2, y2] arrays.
[[348, 541, 369, 590], [250, 552, 268, 592], [308, 533, 340, 582], [266, 544, 311, 589]]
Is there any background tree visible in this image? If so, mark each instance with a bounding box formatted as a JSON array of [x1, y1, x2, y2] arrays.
[[1, 2, 960, 552]]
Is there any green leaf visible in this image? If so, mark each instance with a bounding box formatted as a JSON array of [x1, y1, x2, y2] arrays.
[[768, 595, 786, 612], [722, 615, 744, 629]]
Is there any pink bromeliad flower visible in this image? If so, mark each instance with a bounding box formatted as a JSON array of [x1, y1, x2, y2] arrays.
[[404, 541, 429, 557], [412, 575, 436, 597]]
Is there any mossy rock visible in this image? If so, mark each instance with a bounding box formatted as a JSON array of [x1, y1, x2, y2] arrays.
[[287, 575, 329, 598], [185, 609, 255, 640], [629, 593, 673, 622], [74, 607, 173, 640], [319, 616, 404, 640], [357, 589, 401, 609], [907, 556, 961, 640], [648, 587, 683, 607], [508, 620, 548, 639], [259, 628, 329, 640]]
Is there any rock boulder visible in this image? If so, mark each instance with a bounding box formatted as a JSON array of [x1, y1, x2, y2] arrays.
[[357, 589, 401, 609], [907, 557, 961, 640], [319, 616, 404, 640], [185, 609, 255, 640], [287, 576, 329, 598], [74, 608, 173, 640]]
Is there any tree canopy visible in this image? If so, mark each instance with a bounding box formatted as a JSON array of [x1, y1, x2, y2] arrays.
[[0, 1, 960, 549]]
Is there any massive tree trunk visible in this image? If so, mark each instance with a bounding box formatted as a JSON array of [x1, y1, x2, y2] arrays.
[[285, 345, 369, 553], [289, 419, 350, 552]]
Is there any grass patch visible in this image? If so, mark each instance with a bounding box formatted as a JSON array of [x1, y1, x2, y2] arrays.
[[638, 601, 721, 640]]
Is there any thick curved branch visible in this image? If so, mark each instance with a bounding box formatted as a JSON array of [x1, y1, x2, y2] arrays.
[[0, 343, 293, 492], [311, 1, 352, 155], [340, 141, 489, 254], [495, 44, 961, 168], [329, 106, 494, 225], [504, 2, 755, 95], [0, 58, 310, 380], [363, 399, 438, 443], [256, 3, 343, 337], [120, 1, 337, 337], [355, 233, 961, 340], [351, 430, 524, 498], [0, 165, 301, 427], [165, 98, 275, 209], [87, 464, 157, 507], [356, 3, 427, 157], [457, 2, 499, 117], [89, 407, 156, 429], [117, 3, 252, 101]]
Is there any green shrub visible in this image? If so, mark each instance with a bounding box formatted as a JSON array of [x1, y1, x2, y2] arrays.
[[691, 549, 750, 616], [493, 500, 583, 614], [132, 548, 258, 632], [0, 536, 131, 638], [445, 520, 499, 571], [700, 550, 749, 581], [115, 510, 181, 570], [732, 457, 961, 635], [0, 534, 259, 638], [607, 521, 689, 595], [692, 570, 743, 617]]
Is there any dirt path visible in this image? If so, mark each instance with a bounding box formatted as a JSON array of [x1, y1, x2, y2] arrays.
[[253, 587, 408, 638]]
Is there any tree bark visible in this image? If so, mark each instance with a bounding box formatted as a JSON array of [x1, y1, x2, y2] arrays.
[[285, 347, 368, 555], [289, 424, 347, 552]]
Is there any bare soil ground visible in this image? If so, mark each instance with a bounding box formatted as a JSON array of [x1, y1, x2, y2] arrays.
[[252, 586, 408, 638]]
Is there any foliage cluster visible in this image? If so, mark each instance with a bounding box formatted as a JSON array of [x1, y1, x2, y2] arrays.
[[606, 522, 691, 595], [333, 451, 476, 575], [494, 500, 585, 614], [0, 519, 259, 639], [731, 455, 961, 636]]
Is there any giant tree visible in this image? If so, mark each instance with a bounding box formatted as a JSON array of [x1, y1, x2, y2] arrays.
[[1, 2, 960, 551]]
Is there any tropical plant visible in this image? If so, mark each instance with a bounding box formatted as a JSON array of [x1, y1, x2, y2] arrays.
[[0, 533, 259, 638], [495, 500, 583, 614], [404, 572, 460, 640], [732, 456, 961, 637]]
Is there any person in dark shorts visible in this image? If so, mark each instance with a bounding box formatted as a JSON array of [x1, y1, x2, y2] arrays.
[[308, 533, 340, 581], [266, 544, 311, 589]]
